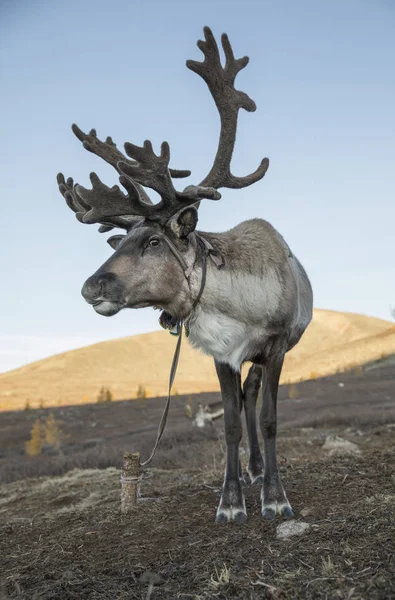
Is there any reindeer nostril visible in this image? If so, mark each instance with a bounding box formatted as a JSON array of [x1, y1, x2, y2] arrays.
[[81, 276, 102, 303], [81, 273, 117, 304]]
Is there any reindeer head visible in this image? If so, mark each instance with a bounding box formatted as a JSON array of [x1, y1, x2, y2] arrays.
[[57, 27, 269, 319]]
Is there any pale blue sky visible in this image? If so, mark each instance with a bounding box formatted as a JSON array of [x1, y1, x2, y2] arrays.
[[1, 0, 394, 372]]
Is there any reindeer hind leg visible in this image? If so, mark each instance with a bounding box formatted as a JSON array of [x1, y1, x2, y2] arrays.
[[243, 364, 265, 484]]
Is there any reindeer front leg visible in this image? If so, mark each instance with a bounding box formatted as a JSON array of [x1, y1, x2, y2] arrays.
[[215, 361, 246, 523], [260, 350, 294, 520]]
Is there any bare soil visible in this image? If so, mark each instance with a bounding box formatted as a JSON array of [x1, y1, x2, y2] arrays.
[[1, 362, 395, 599]]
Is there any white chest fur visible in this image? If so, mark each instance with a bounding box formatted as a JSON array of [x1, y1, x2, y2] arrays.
[[185, 268, 282, 370], [187, 307, 251, 371]]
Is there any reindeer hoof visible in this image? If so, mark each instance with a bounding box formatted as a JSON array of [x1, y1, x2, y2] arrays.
[[281, 505, 295, 519], [216, 480, 246, 523], [234, 510, 247, 524], [215, 506, 247, 524], [261, 501, 294, 520], [261, 507, 276, 521]]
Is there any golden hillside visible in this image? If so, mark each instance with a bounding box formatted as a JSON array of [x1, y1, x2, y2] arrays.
[[1, 309, 394, 411]]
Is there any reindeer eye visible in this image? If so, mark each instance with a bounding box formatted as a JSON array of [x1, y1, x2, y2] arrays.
[[149, 237, 160, 247]]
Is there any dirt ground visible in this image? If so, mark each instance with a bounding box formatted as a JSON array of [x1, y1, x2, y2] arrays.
[[1, 362, 395, 599]]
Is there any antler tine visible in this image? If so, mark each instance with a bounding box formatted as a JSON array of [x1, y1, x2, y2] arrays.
[[186, 26, 269, 190], [72, 124, 128, 170], [57, 173, 86, 223]]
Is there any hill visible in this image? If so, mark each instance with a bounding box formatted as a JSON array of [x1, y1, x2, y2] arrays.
[[1, 309, 394, 410]]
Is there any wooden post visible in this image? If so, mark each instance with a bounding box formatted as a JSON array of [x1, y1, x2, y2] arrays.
[[121, 452, 141, 512]]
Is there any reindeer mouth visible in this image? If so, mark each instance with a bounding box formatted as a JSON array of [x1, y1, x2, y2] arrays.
[[91, 300, 122, 317]]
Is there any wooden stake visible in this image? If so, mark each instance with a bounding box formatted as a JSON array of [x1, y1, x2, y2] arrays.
[[121, 452, 141, 512]]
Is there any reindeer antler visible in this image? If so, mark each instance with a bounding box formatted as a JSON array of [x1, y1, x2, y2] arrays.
[[115, 26, 267, 223], [58, 126, 193, 229], [57, 172, 140, 230], [186, 26, 269, 189], [58, 27, 267, 229]]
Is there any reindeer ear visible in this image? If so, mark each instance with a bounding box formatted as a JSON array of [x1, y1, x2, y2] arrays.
[[171, 206, 198, 238], [107, 234, 125, 250]]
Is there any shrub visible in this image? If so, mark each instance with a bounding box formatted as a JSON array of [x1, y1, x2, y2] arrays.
[[24, 399, 31, 411], [309, 371, 319, 380], [104, 389, 113, 403], [185, 398, 193, 418], [44, 411, 64, 451], [25, 419, 43, 456], [97, 387, 113, 403], [136, 384, 147, 399]]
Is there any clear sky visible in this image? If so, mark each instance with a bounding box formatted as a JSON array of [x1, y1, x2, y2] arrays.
[[1, 0, 394, 373]]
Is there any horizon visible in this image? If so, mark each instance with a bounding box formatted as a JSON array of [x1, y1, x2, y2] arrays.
[[1, 307, 393, 376], [1, 0, 395, 373]]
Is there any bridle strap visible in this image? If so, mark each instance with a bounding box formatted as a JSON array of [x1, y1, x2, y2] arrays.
[[191, 235, 208, 309], [140, 234, 209, 468], [162, 236, 189, 274], [140, 325, 183, 467]]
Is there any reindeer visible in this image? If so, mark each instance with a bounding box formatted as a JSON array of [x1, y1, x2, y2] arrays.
[[57, 27, 313, 523]]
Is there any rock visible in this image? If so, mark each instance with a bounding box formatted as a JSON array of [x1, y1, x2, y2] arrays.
[[345, 427, 364, 437], [276, 521, 311, 540], [300, 507, 312, 517], [322, 435, 361, 456]]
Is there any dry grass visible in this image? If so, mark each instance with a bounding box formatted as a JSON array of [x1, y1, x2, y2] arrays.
[[209, 563, 231, 589], [1, 309, 395, 410], [1, 431, 395, 599]]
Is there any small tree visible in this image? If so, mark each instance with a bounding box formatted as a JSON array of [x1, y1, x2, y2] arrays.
[[97, 387, 113, 403], [288, 382, 299, 399], [25, 419, 43, 456], [24, 399, 31, 411], [309, 371, 319, 380], [136, 384, 147, 399], [44, 411, 63, 451], [97, 386, 106, 403], [185, 396, 193, 418], [104, 388, 113, 403]]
